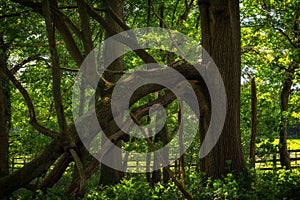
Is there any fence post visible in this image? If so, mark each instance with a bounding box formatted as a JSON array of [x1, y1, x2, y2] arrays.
[[272, 153, 277, 169], [11, 157, 15, 172]]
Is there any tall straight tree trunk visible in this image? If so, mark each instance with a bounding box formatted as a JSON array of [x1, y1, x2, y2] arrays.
[[0, 73, 9, 177], [99, 0, 125, 185], [279, 70, 294, 169], [0, 37, 10, 177], [249, 77, 257, 167], [198, 0, 245, 178]]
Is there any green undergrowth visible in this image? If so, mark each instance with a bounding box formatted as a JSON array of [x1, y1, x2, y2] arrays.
[[84, 168, 300, 200], [11, 168, 300, 200]]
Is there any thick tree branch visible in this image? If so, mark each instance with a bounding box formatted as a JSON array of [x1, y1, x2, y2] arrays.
[[69, 148, 85, 194], [56, 10, 84, 42], [52, 12, 84, 67], [10, 0, 42, 12], [44, 1, 86, 189], [43, 0, 68, 134], [39, 153, 72, 191], [66, 91, 177, 194], [0, 62, 204, 196], [77, 0, 94, 54], [106, 6, 131, 31], [0, 140, 63, 198], [85, 3, 157, 64]]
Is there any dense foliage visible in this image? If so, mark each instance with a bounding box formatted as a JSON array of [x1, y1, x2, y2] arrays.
[[0, 0, 299, 199]]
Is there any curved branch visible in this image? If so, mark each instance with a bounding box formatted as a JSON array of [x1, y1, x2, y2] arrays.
[[10, 55, 42, 74], [180, 0, 194, 21], [0, 65, 58, 138], [10, 55, 79, 73], [261, 3, 299, 48], [272, 24, 299, 48]]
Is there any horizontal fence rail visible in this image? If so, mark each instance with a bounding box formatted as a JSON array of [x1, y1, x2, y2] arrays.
[[10, 149, 300, 173], [255, 149, 300, 170]]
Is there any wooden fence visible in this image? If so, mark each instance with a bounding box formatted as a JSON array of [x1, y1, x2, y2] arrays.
[[255, 149, 300, 170], [10, 149, 300, 172], [10, 156, 32, 173]]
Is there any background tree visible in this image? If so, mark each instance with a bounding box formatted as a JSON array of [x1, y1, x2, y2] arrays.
[[241, 0, 300, 169]]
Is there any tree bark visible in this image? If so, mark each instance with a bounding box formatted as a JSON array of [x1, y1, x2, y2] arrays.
[[39, 153, 72, 192], [99, 0, 125, 186], [198, 0, 245, 178], [249, 77, 257, 167], [0, 37, 10, 177], [279, 70, 294, 169]]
